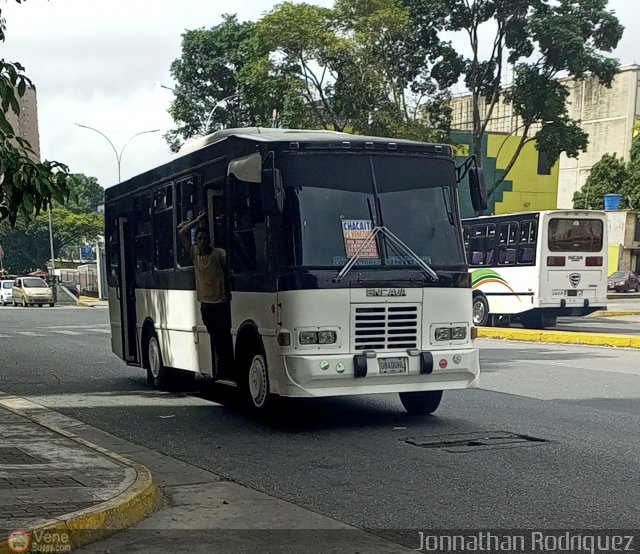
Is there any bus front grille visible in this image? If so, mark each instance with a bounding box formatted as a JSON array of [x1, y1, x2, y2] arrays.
[[352, 305, 420, 351]]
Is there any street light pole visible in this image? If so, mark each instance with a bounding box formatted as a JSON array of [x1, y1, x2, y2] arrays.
[[48, 204, 57, 301], [74, 124, 160, 183], [203, 94, 239, 135]]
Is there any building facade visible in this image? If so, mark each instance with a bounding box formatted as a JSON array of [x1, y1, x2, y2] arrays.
[[451, 131, 559, 218], [448, 65, 640, 210], [6, 85, 41, 160]]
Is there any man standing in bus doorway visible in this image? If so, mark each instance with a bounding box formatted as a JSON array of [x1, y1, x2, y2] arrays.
[[179, 211, 233, 380]]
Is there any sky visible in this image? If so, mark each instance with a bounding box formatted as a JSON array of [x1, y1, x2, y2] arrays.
[[1, 0, 638, 190]]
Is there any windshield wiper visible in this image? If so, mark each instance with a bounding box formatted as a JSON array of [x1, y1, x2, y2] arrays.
[[333, 225, 439, 283]]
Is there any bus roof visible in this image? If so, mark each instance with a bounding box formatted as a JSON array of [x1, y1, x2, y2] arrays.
[[177, 127, 449, 155], [462, 209, 606, 221]]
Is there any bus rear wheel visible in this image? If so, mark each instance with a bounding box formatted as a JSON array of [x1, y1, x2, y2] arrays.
[[399, 390, 443, 415], [520, 312, 556, 329], [146, 332, 175, 390], [472, 295, 490, 326]]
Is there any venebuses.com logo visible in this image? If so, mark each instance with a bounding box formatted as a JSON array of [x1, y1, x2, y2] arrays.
[[7, 530, 31, 553]]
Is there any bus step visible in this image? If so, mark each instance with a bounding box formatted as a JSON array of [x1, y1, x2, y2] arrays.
[[214, 378, 237, 388]]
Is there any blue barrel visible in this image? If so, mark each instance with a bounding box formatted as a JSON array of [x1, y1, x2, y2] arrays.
[[604, 194, 622, 210]]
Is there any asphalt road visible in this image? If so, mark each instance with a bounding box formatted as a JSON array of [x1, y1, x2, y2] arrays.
[[1, 306, 639, 540]]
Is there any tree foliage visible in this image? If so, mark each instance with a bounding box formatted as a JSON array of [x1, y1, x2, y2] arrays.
[[573, 153, 629, 210], [165, 2, 452, 149], [0, 208, 103, 274], [401, 0, 624, 198], [66, 173, 104, 214], [0, 0, 72, 224]]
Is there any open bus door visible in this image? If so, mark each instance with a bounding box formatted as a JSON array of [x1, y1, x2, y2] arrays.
[[116, 216, 139, 364]]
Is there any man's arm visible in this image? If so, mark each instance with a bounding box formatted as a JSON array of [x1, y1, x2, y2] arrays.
[[178, 211, 205, 252]]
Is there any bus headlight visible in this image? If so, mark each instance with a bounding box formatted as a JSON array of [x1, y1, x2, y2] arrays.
[[299, 332, 318, 344], [299, 331, 338, 345], [434, 327, 467, 341], [318, 331, 337, 344]]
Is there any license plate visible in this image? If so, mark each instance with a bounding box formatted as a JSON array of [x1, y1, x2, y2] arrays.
[[379, 357, 407, 374]]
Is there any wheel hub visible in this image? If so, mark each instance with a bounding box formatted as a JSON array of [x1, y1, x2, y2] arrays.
[[148, 338, 161, 378], [248, 356, 267, 407]]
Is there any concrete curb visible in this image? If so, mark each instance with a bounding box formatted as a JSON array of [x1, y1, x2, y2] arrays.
[[478, 327, 640, 349], [0, 397, 162, 554], [591, 311, 640, 318]]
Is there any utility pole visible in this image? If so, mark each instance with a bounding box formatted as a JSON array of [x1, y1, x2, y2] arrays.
[[48, 204, 57, 301]]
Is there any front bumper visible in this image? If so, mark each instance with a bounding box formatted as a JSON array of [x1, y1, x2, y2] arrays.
[[281, 348, 480, 398]]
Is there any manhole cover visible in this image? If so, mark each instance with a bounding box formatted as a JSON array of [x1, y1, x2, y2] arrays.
[[403, 431, 548, 453], [0, 448, 45, 465], [0, 475, 84, 489]]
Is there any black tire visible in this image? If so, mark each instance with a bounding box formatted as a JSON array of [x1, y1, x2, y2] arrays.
[[38, 304, 43, 307], [472, 294, 490, 326], [399, 390, 443, 415], [239, 342, 273, 412], [521, 312, 545, 329], [49, 303, 55, 307]]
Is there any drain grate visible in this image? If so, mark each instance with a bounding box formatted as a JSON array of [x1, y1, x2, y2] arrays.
[[403, 431, 549, 453], [0, 475, 84, 489], [0, 448, 45, 465]]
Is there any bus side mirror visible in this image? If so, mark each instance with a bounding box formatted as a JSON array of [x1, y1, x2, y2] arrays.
[[261, 169, 283, 215], [469, 167, 488, 212]]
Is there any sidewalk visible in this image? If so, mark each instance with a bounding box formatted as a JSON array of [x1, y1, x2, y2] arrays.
[[0, 394, 414, 553], [76, 297, 108, 308], [0, 397, 159, 554]]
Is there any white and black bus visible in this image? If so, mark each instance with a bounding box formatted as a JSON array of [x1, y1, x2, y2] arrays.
[[463, 210, 608, 328], [105, 128, 486, 414]]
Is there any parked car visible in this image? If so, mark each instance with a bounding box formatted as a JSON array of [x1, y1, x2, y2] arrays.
[[608, 271, 640, 293], [0, 280, 13, 305], [12, 277, 55, 307]]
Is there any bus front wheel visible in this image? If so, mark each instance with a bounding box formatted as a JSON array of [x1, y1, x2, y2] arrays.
[[240, 346, 273, 412], [399, 390, 443, 415], [472, 295, 490, 326]]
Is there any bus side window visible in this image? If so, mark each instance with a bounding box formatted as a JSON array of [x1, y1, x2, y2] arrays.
[[107, 219, 120, 287], [468, 223, 495, 267], [230, 180, 267, 273], [153, 183, 174, 271], [176, 176, 199, 268], [518, 220, 537, 264], [134, 194, 152, 274], [499, 222, 518, 265]]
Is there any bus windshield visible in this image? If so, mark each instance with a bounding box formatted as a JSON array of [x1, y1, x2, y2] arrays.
[[280, 153, 465, 269], [548, 218, 603, 252]]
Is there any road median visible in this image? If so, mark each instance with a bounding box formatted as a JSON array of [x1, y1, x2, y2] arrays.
[[477, 327, 640, 348]]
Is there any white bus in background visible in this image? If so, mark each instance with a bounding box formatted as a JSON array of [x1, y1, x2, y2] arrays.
[[463, 210, 608, 329], [105, 128, 488, 415]]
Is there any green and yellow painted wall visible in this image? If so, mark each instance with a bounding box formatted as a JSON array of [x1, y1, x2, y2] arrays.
[[451, 131, 559, 218]]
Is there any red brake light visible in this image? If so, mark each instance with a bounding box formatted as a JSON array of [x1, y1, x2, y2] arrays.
[[586, 256, 603, 266], [547, 256, 565, 267]]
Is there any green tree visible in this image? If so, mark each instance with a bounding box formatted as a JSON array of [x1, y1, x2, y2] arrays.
[[401, 0, 624, 199], [66, 173, 104, 213], [0, 0, 72, 224], [0, 208, 103, 274], [573, 153, 629, 210], [621, 135, 640, 210], [165, 2, 452, 148], [165, 15, 276, 151]]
